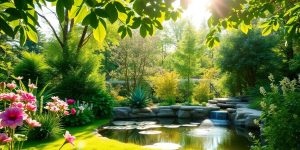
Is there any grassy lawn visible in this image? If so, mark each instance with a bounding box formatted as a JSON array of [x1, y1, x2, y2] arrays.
[[23, 119, 149, 150]]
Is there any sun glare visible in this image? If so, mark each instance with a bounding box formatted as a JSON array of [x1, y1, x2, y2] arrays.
[[181, 0, 212, 28]]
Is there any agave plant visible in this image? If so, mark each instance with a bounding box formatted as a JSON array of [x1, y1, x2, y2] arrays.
[[129, 86, 149, 108]]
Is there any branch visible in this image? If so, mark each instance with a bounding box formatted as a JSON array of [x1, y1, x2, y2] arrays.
[[36, 11, 63, 48], [76, 26, 88, 53], [81, 32, 93, 47]]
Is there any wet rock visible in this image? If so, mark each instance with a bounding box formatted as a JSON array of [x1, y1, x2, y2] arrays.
[[112, 121, 136, 126], [157, 109, 176, 117], [180, 106, 203, 110], [139, 130, 162, 135], [113, 108, 131, 119], [177, 110, 191, 118]]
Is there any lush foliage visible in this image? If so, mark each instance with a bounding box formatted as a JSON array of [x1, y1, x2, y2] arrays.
[[218, 29, 280, 95], [251, 75, 300, 149], [206, 0, 300, 47], [27, 113, 63, 140], [193, 80, 212, 103], [85, 90, 114, 118], [62, 100, 95, 127], [14, 52, 51, 87], [149, 71, 179, 103], [128, 86, 149, 108]]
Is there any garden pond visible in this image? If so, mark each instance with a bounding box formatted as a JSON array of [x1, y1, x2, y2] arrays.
[[98, 118, 255, 150]]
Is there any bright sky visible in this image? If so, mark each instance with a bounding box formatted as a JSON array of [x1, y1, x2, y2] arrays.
[[39, 0, 211, 37]]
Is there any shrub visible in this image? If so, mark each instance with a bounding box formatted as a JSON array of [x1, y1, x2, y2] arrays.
[[128, 86, 149, 108], [14, 52, 51, 87], [62, 101, 95, 126], [85, 90, 114, 118], [27, 113, 63, 140], [193, 80, 213, 103], [252, 74, 300, 149], [148, 71, 179, 102]]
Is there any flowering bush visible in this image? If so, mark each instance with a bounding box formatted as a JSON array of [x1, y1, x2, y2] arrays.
[[62, 100, 95, 126], [251, 74, 300, 150], [0, 79, 75, 149]]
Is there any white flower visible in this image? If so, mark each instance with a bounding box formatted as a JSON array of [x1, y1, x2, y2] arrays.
[[268, 74, 274, 82], [259, 87, 267, 96], [78, 106, 85, 111]]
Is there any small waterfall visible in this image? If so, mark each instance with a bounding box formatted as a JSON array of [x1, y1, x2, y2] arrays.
[[209, 110, 229, 125]]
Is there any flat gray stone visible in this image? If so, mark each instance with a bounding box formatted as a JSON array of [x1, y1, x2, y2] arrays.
[[180, 106, 203, 110], [157, 109, 176, 117], [113, 108, 130, 119], [171, 105, 181, 110], [177, 110, 191, 118], [129, 112, 156, 118]]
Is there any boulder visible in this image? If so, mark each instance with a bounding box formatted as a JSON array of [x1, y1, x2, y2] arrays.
[[113, 108, 130, 119], [132, 107, 152, 114], [217, 103, 236, 109], [171, 105, 181, 110], [177, 110, 191, 118], [191, 109, 208, 118], [180, 106, 203, 110], [157, 108, 176, 117], [129, 112, 156, 118], [208, 100, 218, 104], [227, 108, 237, 113]]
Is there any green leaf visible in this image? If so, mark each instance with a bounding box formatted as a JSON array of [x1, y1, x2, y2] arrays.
[[0, 17, 14, 37], [93, 21, 106, 45], [117, 26, 125, 33], [94, 8, 108, 18], [64, 0, 74, 10], [115, 1, 126, 13], [14, 134, 27, 142], [262, 25, 272, 36], [5, 8, 22, 21], [82, 12, 98, 27], [140, 24, 147, 38], [19, 26, 27, 46], [105, 3, 118, 23], [85, 0, 96, 7], [14, 0, 25, 9], [240, 22, 249, 34], [153, 20, 163, 30], [127, 28, 132, 37], [27, 27, 38, 43], [131, 18, 141, 29], [273, 21, 280, 31], [56, 0, 65, 23], [287, 16, 297, 25]]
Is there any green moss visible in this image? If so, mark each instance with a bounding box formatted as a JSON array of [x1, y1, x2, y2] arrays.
[[23, 119, 150, 150]]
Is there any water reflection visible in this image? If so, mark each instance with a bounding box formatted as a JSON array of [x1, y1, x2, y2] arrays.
[[99, 118, 251, 150]]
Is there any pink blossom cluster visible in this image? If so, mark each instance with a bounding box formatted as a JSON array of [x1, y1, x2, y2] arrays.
[[0, 81, 41, 148], [45, 96, 69, 114]]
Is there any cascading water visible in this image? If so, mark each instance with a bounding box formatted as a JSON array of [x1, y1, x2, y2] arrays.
[[209, 110, 229, 125]]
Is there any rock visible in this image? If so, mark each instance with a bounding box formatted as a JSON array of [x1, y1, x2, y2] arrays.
[[245, 114, 260, 128], [157, 108, 176, 117], [171, 105, 181, 110], [129, 112, 156, 118], [200, 119, 214, 127], [177, 110, 191, 118], [208, 100, 218, 104], [236, 103, 249, 108], [132, 107, 152, 113], [151, 107, 159, 113], [113, 108, 130, 119], [214, 97, 241, 103], [158, 106, 171, 109], [227, 108, 237, 113], [234, 108, 261, 128], [205, 106, 220, 111], [139, 130, 162, 135], [163, 125, 180, 128], [217, 103, 236, 109], [191, 109, 208, 118], [180, 106, 203, 110], [112, 121, 136, 126]]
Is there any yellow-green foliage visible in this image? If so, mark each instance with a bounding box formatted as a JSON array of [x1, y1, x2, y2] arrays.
[[24, 119, 149, 150], [149, 71, 179, 101], [193, 80, 212, 103]]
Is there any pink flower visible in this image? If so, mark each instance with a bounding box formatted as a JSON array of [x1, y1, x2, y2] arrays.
[[64, 131, 75, 145], [0, 133, 12, 145], [71, 108, 76, 115], [25, 103, 37, 111], [16, 76, 23, 80], [11, 102, 25, 109], [21, 92, 36, 103], [0, 107, 24, 129], [66, 99, 75, 105], [6, 83, 16, 90], [64, 111, 69, 116], [26, 118, 41, 128], [28, 83, 37, 89], [51, 96, 60, 101], [0, 93, 20, 102]]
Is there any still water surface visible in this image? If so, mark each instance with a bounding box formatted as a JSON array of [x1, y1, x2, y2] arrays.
[[99, 118, 252, 150]]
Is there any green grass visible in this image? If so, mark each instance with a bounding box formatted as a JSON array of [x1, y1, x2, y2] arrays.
[[23, 119, 150, 150]]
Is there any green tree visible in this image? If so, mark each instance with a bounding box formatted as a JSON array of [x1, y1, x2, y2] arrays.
[[173, 24, 201, 100], [218, 29, 280, 95]]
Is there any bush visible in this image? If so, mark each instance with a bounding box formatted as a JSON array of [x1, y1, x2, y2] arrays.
[[252, 74, 300, 149], [27, 113, 63, 140], [62, 102, 95, 127], [193, 80, 213, 103], [128, 86, 149, 108], [14, 52, 51, 87], [148, 71, 179, 102], [85, 90, 114, 118]]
